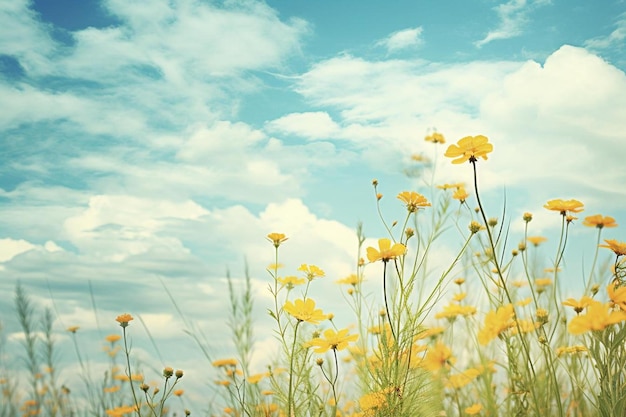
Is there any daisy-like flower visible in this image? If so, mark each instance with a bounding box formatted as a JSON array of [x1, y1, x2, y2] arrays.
[[305, 328, 358, 353], [67, 326, 79, 333], [437, 182, 464, 190], [335, 274, 361, 286], [444, 135, 493, 164], [115, 314, 133, 328], [608, 283, 626, 311], [452, 187, 469, 202], [298, 264, 325, 280], [283, 298, 327, 324], [277, 276, 306, 289], [266, 233, 288, 247], [397, 191, 431, 212], [544, 199, 584, 215], [366, 238, 406, 263], [105, 334, 122, 343], [562, 296, 594, 314], [423, 341, 456, 371], [465, 404, 483, 415], [583, 214, 618, 229], [568, 300, 626, 334], [424, 132, 445, 144], [477, 304, 515, 345], [212, 358, 238, 367], [527, 236, 547, 246], [599, 239, 626, 256]]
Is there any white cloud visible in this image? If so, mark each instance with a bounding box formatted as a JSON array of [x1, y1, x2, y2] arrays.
[[377, 27, 424, 53], [0, 238, 35, 262], [265, 111, 340, 139], [475, 0, 550, 48], [584, 13, 626, 50], [0, 0, 55, 70], [63, 194, 208, 261]]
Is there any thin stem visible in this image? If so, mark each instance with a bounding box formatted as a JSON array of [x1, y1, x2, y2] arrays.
[[122, 327, 142, 417], [287, 320, 301, 417], [382, 262, 397, 342]]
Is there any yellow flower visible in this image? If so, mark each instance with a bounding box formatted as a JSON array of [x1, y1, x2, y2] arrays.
[[305, 328, 358, 353], [277, 276, 306, 289], [115, 314, 133, 328], [104, 385, 121, 393], [544, 199, 584, 215], [359, 389, 389, 411], [555, 345, 588, 357], [67, 326, 79, 333], [444, 135, 493, 164], [478, 304, 515, 345], [212, 358, 238, 367], [568, 300, 626, 334], [247, 373, 266, 384], [562, 296, 594, 314], [446, 368, 480, 389], [583, 214, 618, 229], [266, 232, 288, 247], [423, 341, 456, 371], [298, 264, 325, 280], [608, 283, 626, 311], [283, 298, 327, 324], [599, 239, 626, 256], [434, 303, 476, 320], [527, 236, 547, 246], [425, 132, 446, 144], [366, 238, 406, 263], [397, 191, 431, 212], [173, 389, 184, 396], [437, 182, 465, 190], [106, 405, 137, 416], [336, 274, 361, 286], [452, 187, 469, 202], [535, 278, 553, 287], [465, 403, 483, 415], [105, 334, 122, 343]]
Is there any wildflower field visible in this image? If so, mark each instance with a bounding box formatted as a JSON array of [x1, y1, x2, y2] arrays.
[[2, 134, 626, 417]]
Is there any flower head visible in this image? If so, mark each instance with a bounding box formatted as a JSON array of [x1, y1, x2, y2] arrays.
[[568, 300, 626, 334], [544, 199, 584, 215], [583, 214, 618, 229], [266, 233, 288, 248], [397, 191, 431, 212], [336, 274, 361, 286], [477, 304, 515, 345], [283, 298, 327, 324], [67, 326, 79, 333], [599, 239, 626, 257], [608, 283, 626, 311], [425, 132, 446, 144], [452, 187, 469, 203], [277, 276, 306, 289], [105, 334, 122, 343], [305, 328, 358, 353], [298, 264, 325, 280], [116, 314, 133, 328], [444, 135, 493, 164], [366, 238, 406, 263], [562, 296, 594, 314], [527, 236, 547, 246]]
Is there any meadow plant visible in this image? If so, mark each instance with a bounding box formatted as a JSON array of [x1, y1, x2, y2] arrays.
[[3, 133, 626, 417]]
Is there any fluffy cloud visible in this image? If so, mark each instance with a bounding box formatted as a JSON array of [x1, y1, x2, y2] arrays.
[[475, 0, 551, 47], [377, 27, 424, 53], [265, 111, 340, 139]]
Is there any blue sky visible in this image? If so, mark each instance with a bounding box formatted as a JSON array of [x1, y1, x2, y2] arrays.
[[1, 0, 626, 410]]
